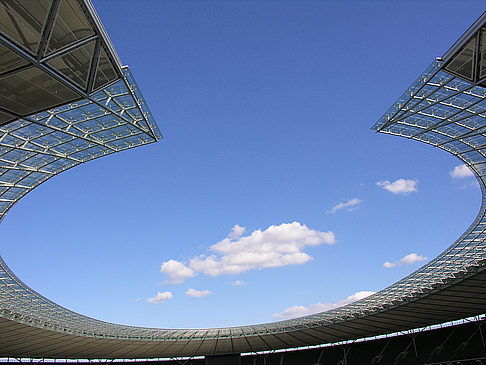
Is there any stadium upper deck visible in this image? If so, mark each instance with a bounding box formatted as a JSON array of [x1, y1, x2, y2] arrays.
[[0, 0, 485, 359]]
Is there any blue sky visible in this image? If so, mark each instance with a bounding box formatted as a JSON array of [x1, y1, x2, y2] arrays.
[[1, 1, 485, 328]]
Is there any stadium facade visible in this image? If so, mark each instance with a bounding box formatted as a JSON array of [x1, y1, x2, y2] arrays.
[[0, 1, 485, 362]]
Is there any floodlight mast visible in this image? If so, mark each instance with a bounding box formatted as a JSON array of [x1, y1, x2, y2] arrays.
[[0, 1, 486, 360]]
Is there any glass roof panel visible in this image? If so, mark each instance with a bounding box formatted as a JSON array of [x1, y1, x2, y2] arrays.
[[0, 43, 29, 74], [0, 65, 81, 116], [46, 39, 95, 90], [480, 28, 486, 80], [93, 46, 118, 91], [123, 67, 162, 139], [0, 0, 51, 54], [46, 0, 95, 54], [445, 36, 476, 81], [0, 110, 16, 126]]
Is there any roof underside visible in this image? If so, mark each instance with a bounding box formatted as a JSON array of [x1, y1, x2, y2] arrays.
[[0, 0, 162, 220], [0, 2, 485, 359], [0, 0, 125, 123]]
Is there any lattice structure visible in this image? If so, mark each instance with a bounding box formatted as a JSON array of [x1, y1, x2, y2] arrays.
[[1, 0, 123, 119], [0, 68, 160, 219], [0, 1, 485, 360]]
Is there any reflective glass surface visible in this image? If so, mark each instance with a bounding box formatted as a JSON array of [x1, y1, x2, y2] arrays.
[[446, 36, 476, 80], [480, 29, 486, 80], [0, 43, 29, 73], [0, 65, 80, 116], [0, 0, 51, 54], [0, 0, 121, 116], [93, 46, 118, 91], [46, 39, 95, 89], [46, 0, 95, 54]]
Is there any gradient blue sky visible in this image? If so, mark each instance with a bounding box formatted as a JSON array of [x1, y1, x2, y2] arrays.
[[0, 1, 484, 328]]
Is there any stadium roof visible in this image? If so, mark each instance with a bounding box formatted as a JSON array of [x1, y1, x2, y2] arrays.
[[0, 1, 485, 359], [0, 0, 161, 219]]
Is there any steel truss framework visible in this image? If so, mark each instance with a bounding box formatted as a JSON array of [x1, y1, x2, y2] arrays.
[[0, 1, 485, 360]]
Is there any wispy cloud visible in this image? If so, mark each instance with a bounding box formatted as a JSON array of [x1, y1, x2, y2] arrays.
[[450, 164, 474, 178], [186, 288, 211, 298], [273, 291, 375, 319], [160, 259, 195, 284], [383, 253, 427, 268], [376, 179, 418, 195], [459, 180, 480, 190], [232, 280, 246, 286], [327, 198, 362, 214], [147, 291, 173, 304], [160, 222, 335, 284], [228, 225, 245, 239]]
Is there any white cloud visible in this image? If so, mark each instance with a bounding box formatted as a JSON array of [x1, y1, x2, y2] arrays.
[[147, 291, 173, 304], [327, 198, 362, 213], [450, 164, 474, 178], [160, 259, 195, 284], [232, 280, 246, 286], [376, 179, 418, 195], [160, 222, 335, 284], [189, 222, 335, 277], [134, 298, 140, 302], [228, 225, 246, 239], [383, 253, 427, 268], [186, 288, 211, 298], [273, 291, 375, 319]]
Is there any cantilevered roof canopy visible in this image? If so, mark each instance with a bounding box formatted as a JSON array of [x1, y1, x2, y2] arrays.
[[0, 2, 486, 359], [0, 0, 161, 220], [0, 0, 123, 124]]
